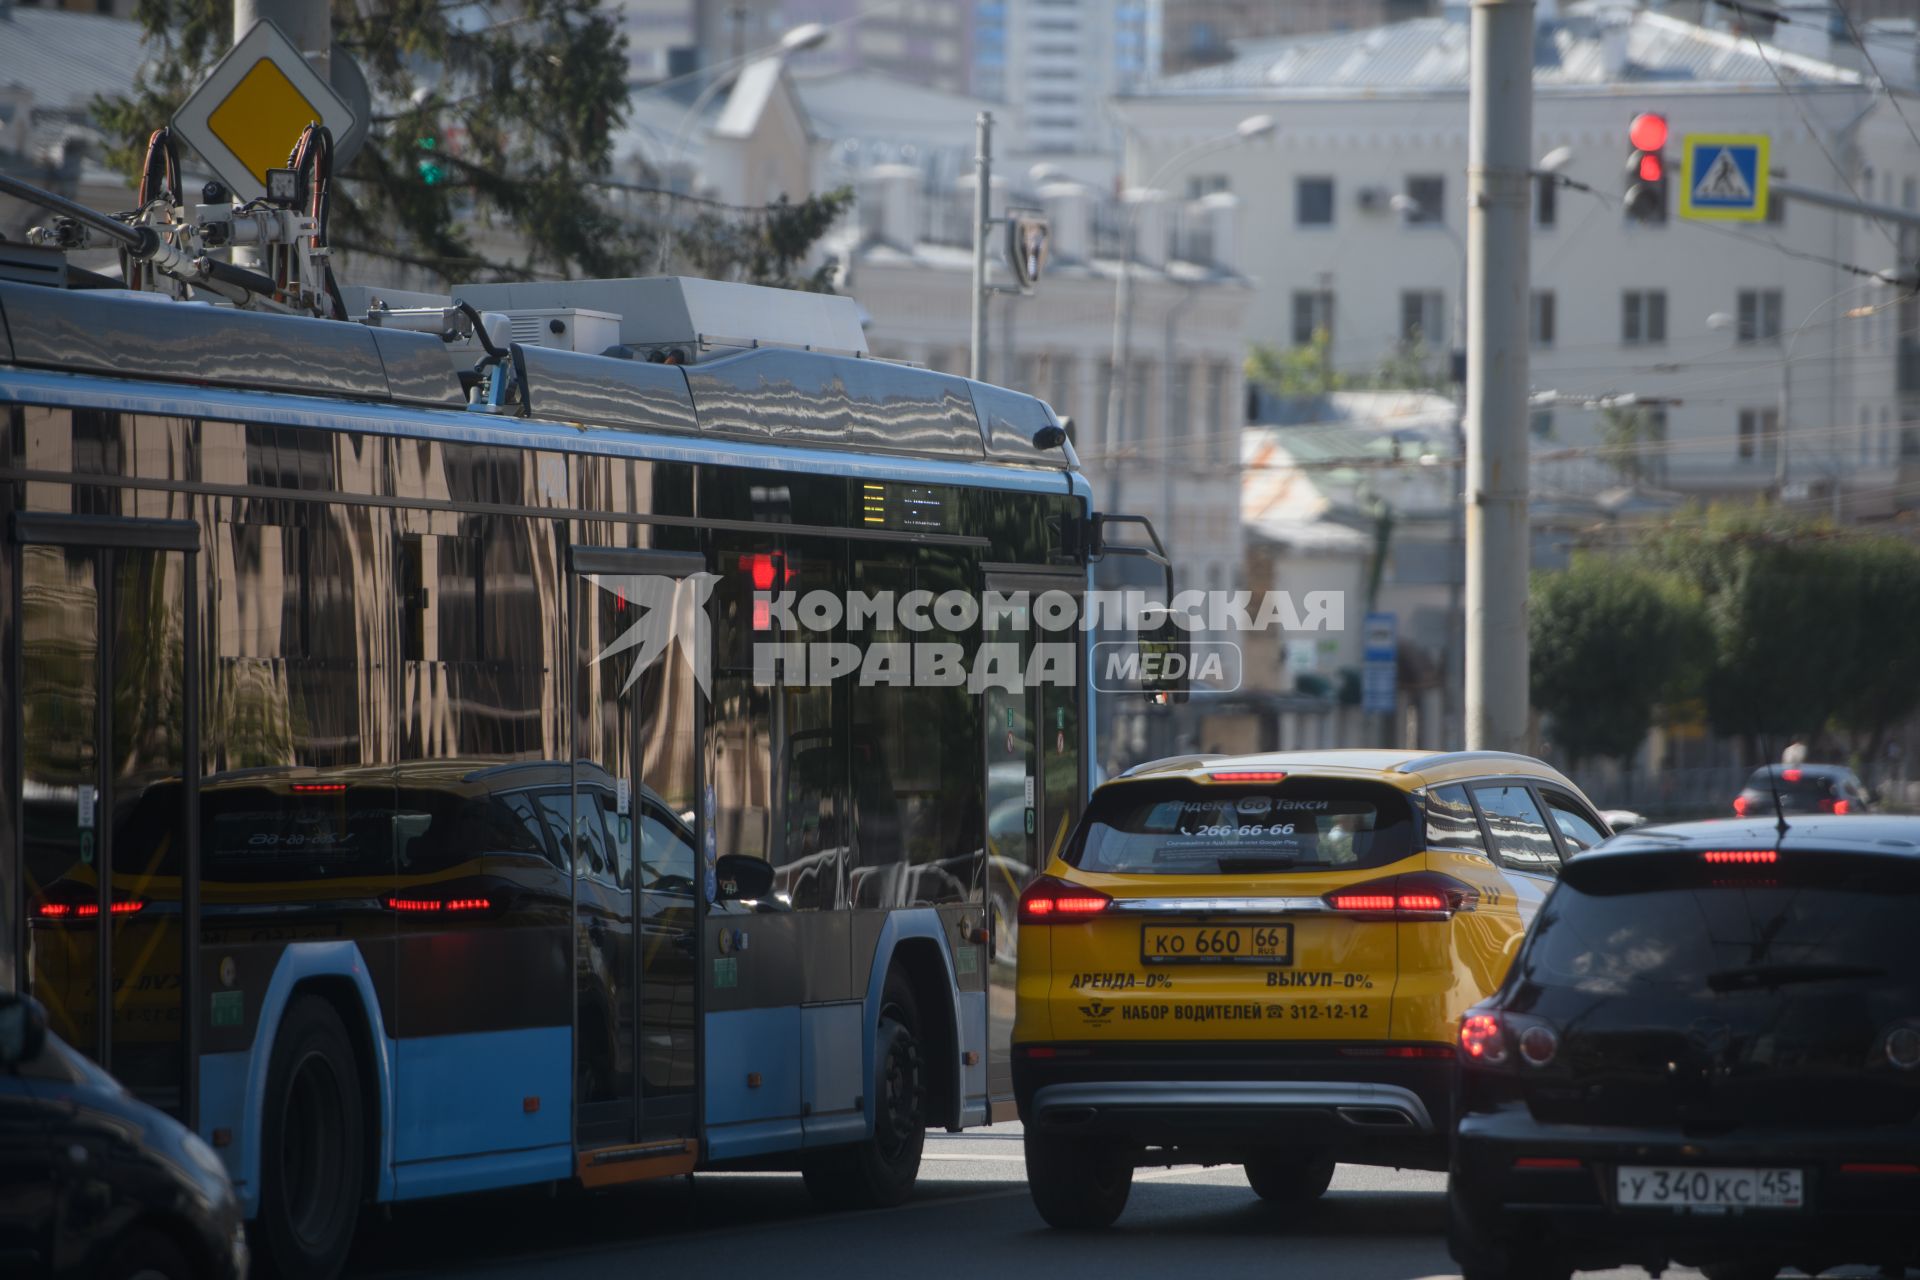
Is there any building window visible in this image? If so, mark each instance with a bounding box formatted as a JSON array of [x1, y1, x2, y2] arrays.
[[1736, 289, 1783, 344], [1904, 424, 1920, 460], [1737, 407, 1779, 463], [1622, 290, 1667, 345], [1206, 363, 1229, 465], [1530, 291, 1556, 348], [1403, 175, 1445, 223], [1645, 407, 1669, 482], [1292, 289, 1335, 347], [1399, 289, 1445, 349], [1187, 174, 1230, 199], [1296, 177, 1334, 226], [1530, 409, 1555, 439], [1535, 175, 1557, 228]]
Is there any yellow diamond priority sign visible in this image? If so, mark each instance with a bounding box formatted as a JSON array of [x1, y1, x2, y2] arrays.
[[173, 19, 355, 202]]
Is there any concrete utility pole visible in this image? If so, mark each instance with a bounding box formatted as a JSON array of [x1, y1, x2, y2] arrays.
[[970, 111, 992, 382], [234, 0, 330, 75], [1464, 0, 1533, 753]]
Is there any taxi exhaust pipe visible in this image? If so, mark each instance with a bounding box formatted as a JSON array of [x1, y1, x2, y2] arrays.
[[1336, 1106, 1417, 1129]]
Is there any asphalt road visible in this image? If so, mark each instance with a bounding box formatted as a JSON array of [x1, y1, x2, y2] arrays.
[[341, 1126, 1737, 1280]]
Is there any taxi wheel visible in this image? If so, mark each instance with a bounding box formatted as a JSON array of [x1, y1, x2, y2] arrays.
[[802, 973, 926, 1210], [1024, 1133, 1133, 1229], [1244, 1151, 1335, 1204]]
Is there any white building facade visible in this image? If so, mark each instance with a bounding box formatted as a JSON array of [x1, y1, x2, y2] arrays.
[[1117, 6, 1920, 515]]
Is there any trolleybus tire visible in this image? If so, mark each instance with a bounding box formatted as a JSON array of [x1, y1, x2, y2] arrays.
[[1243, 1150, 1335, 1204], [101, 1228, 195, 1280], [1023, 1132, 1133, 1229], [255, 995, 365, 1280], [801, 970, 926, 1210]]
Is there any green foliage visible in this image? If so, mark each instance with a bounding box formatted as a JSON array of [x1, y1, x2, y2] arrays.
[[1598, 406, 1663, 485], [1246, 330, 1342, 397], [1529, 557, 1711, 765], [672, 188, 854, 292], [96, 0, 643, 280], [1640, 511, 1920, 745]]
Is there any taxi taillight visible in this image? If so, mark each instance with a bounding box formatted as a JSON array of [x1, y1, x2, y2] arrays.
[[1019, 875, 1112, 924], [1325, 871, 1478, 920]]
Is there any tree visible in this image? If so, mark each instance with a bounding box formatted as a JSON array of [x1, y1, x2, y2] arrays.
[[92, 0, 847, 287], [97, 0, 641, 281], [1246, 329, 1342, 398], [1597, 406, 1662, 485], [1828, 537, 1920, 754], [1529, 558, 1710, 766]]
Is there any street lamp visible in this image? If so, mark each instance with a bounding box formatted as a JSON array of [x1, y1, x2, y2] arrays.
[[1103, 112, 1274, 508]]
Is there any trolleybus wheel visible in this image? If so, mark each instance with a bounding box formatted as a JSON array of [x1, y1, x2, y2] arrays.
[[256, 995, 364, 1280], [802, 970, 926, 1209]]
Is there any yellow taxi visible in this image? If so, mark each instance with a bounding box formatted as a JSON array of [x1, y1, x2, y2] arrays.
[[1012, 748, 1610, 1228]]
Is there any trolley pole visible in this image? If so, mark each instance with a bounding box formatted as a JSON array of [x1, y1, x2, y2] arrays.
[[969, 111, 993, 382], [1464, 0, 1533, 752]]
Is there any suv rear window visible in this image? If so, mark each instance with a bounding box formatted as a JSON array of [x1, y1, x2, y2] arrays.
[[1067, 778, 1414, 875], [1743, 768, 1842, 803], [1526, 857, 1920, 994]]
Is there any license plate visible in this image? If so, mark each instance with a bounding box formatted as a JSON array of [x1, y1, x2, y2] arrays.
[[1141, 922, 1292, 964], [1615, 1166, 1804, 1211]]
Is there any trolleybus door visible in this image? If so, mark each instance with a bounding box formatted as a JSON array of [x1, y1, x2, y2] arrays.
[[13, 517, 199, 1123], [981, 570, 1084, 1117], [569, 548, 703, 1154]]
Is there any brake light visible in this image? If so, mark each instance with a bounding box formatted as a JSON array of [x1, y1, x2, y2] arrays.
[[1515, 1157, 1582, 1170], [738, 552, 786, 592], [1782, 768, 1804, 782], [1208, 770, 1287, 783], [385, 895, 493, 914], [1019, 876, 1112, 923], [1833, 798, 1852, 815], [1460, 1013, 1508, 1064], [292, 783, 347, 794], [1325, 871, 1478, 918], [1703, 849, 1775, 864], [1337, 1045, 1455, 1060], [34, 897, 144, 920], [1732, 795, 1750, 816]]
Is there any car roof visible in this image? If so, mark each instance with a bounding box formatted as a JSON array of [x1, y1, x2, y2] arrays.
[[1594, 815, 1920, 859], [1112, 748, 1580, 793], [1744, 762, 1853, 780]]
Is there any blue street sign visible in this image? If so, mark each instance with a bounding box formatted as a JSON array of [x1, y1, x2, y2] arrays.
[[1362, 611, 1397, 716], [1680, 134, 1770, 222]]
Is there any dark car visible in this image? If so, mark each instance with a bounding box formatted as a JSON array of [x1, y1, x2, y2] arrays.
[[0, 993, 246, 1279], [1732, 763, 1871, 818], [1449, 816, 1920, 1280]]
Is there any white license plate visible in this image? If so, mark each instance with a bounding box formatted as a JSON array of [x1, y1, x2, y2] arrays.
[[1615, 1166, 1804, 1211]]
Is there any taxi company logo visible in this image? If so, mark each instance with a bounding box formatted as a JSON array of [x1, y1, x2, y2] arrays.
[[593, 574, 720, 699], [1079, 1000, 1115, 1027]]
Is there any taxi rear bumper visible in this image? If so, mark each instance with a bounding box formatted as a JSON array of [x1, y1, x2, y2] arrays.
[[1032, 1079, 1435, 1134]]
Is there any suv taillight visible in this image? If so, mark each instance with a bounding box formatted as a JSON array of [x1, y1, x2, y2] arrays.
[[1460, 1011, 1562, 1069], [1325, 870, 1479, 920], [1019, 875, 1112, 924]]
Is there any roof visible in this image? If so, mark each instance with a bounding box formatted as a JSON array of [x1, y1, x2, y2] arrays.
[[1133, 11, 1864, 99], [713, 55, 811, 141], [1593, 815, 1920, 857], [1112, 748, 1577, 792], [0, 7, 150, 114]]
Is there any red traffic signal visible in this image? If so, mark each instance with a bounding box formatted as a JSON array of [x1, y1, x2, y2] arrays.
[[1639, 153, 1663, 182], [1628, 112, 1668, 152]]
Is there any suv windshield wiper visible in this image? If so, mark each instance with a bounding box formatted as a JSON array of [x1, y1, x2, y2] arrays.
[[1706, 962, 1885, 992]]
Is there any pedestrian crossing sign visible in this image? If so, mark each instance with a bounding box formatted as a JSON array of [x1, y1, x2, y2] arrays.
[[1679, 134, 1770, 221]]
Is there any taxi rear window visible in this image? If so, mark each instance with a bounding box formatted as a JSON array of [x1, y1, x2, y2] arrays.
[[1067, 778, 1415, 875]]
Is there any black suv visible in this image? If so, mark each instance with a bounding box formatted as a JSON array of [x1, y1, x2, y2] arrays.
[[1731, 764, 1871, 818], [1449, 816, 1920, 1280]]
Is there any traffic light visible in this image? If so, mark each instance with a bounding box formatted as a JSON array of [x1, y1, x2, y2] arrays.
[[416, 133, 445, 186], [1624, 112, 1668, 222]]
